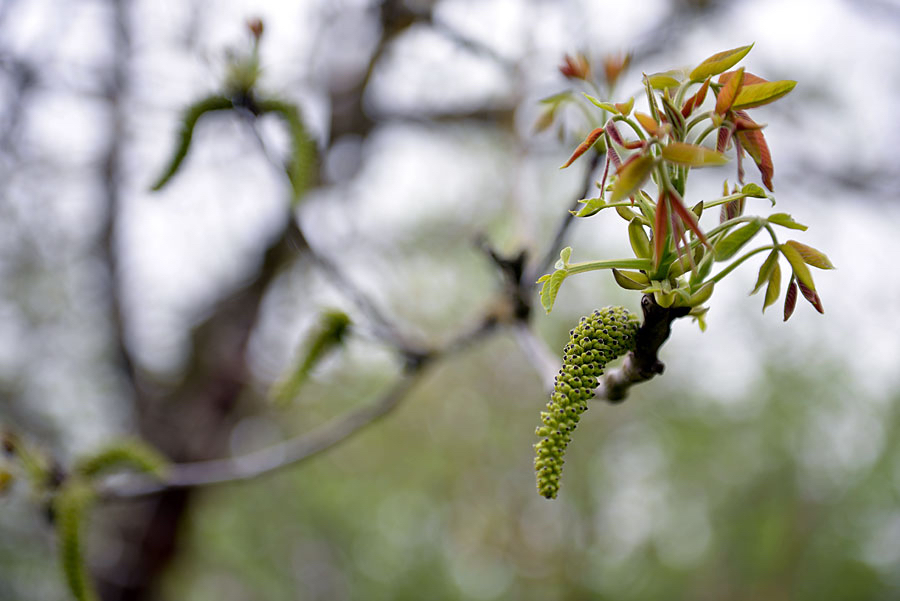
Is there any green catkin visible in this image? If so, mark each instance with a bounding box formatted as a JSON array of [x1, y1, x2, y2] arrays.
[[54, 480, 98, 601], [74, 439, 169, 480], [534, 306, 640, 499]]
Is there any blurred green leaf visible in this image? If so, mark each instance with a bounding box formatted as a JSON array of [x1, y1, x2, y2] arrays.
[[661, 142, 729, 167], [689, 44, 753, 82], [768, 213, 808, 231], [715, 221, 762, 261]]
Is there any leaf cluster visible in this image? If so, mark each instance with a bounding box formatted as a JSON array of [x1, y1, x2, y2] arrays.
[[537, 45, 832, 325]]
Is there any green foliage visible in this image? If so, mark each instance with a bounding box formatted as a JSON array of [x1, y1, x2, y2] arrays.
[[538, 44, 833, 323], [534, 307, 640, 498], [54, 480, 98, 601]]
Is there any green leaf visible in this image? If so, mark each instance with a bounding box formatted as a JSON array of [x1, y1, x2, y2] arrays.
[[751, 249, 779, 295], [150, 95, 235, 191], [768, 213, 808, 231], [690, 44, 754, 82], [612, 268, 649, 290], [780, 243, 816, 291], [645, 72, 682, 90], [571, 197, 606, 218], [582, 94, 617, 112], [610, 154, 655, 201], [785, 240, 835, 269], [539, 269, 568, 313], [732, 80, 797, 109], [687, 280, 715, 307], [614, 97, 635, 115], [714, 220, 762, 261], [661, 142, 729, 167], [559, 246, 572, 266], [763, 261, 781, 312], [741, 183, 768, 198]]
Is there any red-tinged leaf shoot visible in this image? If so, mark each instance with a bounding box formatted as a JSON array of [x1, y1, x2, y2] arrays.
[[736, 125, 774, 191], [669, 190, 710, 248], [654, 194, 670, 268], [689, 44, 753, 82], [681, 77, 711, 117], [605, 121, 625, 146], [784, 276, 798, 321], [717, 124, 734, 153], [798, 280, 825, 314], [785, 240, 835, 269], [561, 127, 604, 168], [715, 67, 744, 114], [560, 53, 590, 80], [719, 70, 769, 87], [603, 52, 631, 88], [610, 154, 655, 202]]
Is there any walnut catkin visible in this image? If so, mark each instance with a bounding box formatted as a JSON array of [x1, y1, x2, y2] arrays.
[[534, 306, 640, 499]]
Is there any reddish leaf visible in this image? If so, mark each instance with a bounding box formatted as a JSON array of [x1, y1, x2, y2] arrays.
[[654, 194, 669, 267], [797, 280, 825, 314], [783, 277, 798, 321], [719, 70, 769, 87], [681, 77, 711, 117], [607, 144, 621, 169], [736, 115, 774, 191], [668, 190, 710, 247], [614, 97, 635, 115], [635, 112, 661, 137], [717, 124, 734, 153], [785, 240, 835, 269], [561, 127, 604, 168], [560, 53, 590, 80], [610, 154, 655, 201], [605, 121, 625, 146], [716, 67, 744, 114]]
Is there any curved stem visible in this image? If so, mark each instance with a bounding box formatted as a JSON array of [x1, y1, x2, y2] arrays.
[[709, 245, 775, 283]]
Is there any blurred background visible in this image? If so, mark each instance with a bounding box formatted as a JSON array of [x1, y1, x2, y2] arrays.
[[2, 0, 900, 599]]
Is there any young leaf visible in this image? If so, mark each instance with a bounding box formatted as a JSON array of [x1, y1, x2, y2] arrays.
[[719, 70, 769, 87], [763, 261, 781, 312], [646, 72, 682, 90], [539, 269, 568, 313], [736, 125, 774, 191], [571, 197, 607, 217], [582, 94, 617, 112], [732, 80, 797, 110], [55, 481, 99, 601], [661, 142, 729, 167], [768, 213, 808, 230], [628, 218, 651, 258], [780, 243, 816, 291], [150, 95, 234, 191], [681, 77, 711, 117], [687, 280, 715, 307], [715, 67, 744, 114], [615, 97, 635, 115], [612, 268, 649, 290], [669, 191, 710, 247], [714, 220, 762, 261], [751, 249, 780, 295], [634, 112, 661, 137], [783, 276, 798, 321], [741, 182, 768, 198], [561, 127, 605, 168], [610, 154, 654, 202], [689, 44, 753, 82], [784, 240, 834, 269]]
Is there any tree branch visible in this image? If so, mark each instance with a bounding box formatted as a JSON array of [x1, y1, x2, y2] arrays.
[[595, 294, 689, 403]]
